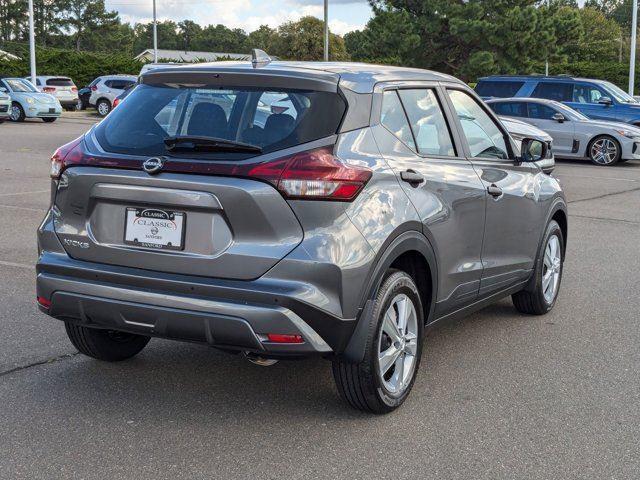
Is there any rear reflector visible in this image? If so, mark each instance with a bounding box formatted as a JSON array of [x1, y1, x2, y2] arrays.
[[266, 334, 304, 344], [37, 296, 51, 309]]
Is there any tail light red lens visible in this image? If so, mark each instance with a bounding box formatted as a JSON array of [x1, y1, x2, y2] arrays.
[[43, 87, 55, 93], [71, 86, 78, 92], [249, 146, 372, 201], [90, 85, 98, 91], [50, 137, 83, 178], [113, 98, 120, 108], [266, 334, 304, 344]]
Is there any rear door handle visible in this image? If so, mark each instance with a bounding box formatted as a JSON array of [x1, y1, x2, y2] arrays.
[[400, 170, 425, 186], [487, 184, 503, 198]]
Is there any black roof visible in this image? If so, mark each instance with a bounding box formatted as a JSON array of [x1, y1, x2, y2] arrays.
[[142, 61, 464, 94]]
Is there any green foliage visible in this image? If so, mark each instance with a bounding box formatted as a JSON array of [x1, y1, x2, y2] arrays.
[[0, 43, 141, 86], [272, 16, 349, 61]]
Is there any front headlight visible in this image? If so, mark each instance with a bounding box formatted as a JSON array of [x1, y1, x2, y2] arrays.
[[26, 97, 35, 105], [615, 129, 639, 138]]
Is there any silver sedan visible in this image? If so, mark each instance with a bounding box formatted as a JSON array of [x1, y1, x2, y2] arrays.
[[487, 97, 640, 166]]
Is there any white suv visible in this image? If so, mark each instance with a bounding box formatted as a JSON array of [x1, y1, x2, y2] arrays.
[[89, 75, 137, 116], [29, 76, 78, 111]]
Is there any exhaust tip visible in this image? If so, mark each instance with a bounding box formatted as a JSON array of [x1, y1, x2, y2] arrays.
[[243, 351, 278, 367]]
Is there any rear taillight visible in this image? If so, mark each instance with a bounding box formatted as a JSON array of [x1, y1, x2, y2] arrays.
[[90, 85, 97, 91], [50, 137, 83, 179], [113, 98, 120, 108], [249, 146, 372, 201], [71, 86, 78, 92], [43, 87, 55, 93], [37, 296, 51, 309]]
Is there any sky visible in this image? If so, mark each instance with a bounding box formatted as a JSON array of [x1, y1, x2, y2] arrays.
[[104, 0, 374, 36]]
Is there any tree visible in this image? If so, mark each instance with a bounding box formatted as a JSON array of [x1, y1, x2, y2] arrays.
[[273, 16, 349, 61], [133, 20, 180, 55], [247, 25, 278, 52], [62, 0, 122, 52], [178, 20, 201, 51], [562, 7, 622, 62], [193, 24, 247, 52]]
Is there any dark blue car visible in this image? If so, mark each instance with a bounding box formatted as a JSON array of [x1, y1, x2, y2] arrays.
[[476, 75, 640, 126]]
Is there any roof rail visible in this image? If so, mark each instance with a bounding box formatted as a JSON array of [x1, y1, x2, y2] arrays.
[[251, 49, 272, 68]]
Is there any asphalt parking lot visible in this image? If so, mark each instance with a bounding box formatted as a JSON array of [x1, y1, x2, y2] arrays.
[[0, 114, 639, 479]]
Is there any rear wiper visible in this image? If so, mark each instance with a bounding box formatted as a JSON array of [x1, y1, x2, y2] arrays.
[[164, 136, 262, 153]]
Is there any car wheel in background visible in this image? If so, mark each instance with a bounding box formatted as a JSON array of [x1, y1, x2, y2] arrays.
[[65, 322, 150, 361], [9, 102, 25, 122], [332, 270, 424, 414], [42, 118, 57, 123], [64, 106, 75, 112], [512, 220, 564, 315], [96, 99, 111, 117], [588, 135, 621, 166]]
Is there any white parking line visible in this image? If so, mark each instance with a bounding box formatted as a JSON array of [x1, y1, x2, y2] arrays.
[[0, 260, 33, 270], [556, 173, 638, 182], [0, 189, 49, 197], [0, 204, 45, 213]]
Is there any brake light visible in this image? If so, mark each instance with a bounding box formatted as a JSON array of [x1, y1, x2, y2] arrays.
[[248, 147, 372, 201], [266, 334, 304, 344], [50, 137, 83, 179], [113, 98, 120, 108], [43, 87, 55, 93], [71, 86, 78, 92], [91, 85, 98, 91]]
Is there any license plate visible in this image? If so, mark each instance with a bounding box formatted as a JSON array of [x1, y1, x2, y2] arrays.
[[49, 108, 55, 113], [124, 208, 186, 250]]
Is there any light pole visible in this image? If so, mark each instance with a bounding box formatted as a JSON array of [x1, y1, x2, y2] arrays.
[[28, 0, 36, 86], [545, 0, 549, 76], [324, 0, 329, 62], [153, 0, 158, 63], [630, 0, 638, 95]]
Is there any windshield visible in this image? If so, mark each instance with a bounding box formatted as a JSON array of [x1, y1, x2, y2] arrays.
[[4, 78, 36, 93], [602, 81, 637, 103], [94, 84, 346, 157]]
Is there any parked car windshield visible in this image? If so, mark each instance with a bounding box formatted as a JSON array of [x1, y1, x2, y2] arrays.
[[94, 84, 346, 157], [4, 78, 36, 93], [601, 81, 637, 104]]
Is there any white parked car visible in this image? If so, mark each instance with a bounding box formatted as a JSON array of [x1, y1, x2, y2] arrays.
[[28, 76, 78, 111], [487, 97, 640, 166], [0, 88, 10, 122], [89, 75, 137, 117]]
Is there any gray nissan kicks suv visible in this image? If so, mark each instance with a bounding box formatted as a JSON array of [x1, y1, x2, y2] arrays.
[[36, 59, 567, 413]]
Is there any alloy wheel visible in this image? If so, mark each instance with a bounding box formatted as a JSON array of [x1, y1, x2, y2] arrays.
[[590, 138, 618, 165], [98, 102, 110, 116], [542, 234, 562, 304], [10, 105, 21, 121], [377, 293, 419, 395]]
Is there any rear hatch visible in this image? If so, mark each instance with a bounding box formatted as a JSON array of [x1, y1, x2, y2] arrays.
[[45, 77, 76, 98], [52, 65, 348, 280]]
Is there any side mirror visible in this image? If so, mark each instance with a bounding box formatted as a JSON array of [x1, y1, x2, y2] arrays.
[[552, 112, 565, 123], [520, 138, 547, 162], [598, 96, 613, 106]]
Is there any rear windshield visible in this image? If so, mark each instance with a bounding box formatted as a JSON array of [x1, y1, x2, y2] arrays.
[[475, 80, 524, 98], [46, 77, 74, 87], [94, 84, 346, 157]]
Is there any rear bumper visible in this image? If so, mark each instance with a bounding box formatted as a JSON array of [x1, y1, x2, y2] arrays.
[[37, 253, 357, 357]]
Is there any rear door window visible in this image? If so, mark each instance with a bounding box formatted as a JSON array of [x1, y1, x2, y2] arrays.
[[380, 91, 416, 150], [531, 82, 573, 102], [398, 89, 455, 156], [490, 101, 528, 118], [94, 84, 346, 157], [475, 80, 525, 98]]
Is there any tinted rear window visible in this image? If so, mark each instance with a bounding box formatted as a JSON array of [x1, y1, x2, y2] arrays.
[[531, 82, 573, 102], [46, 77, 74, 86], [94, 84, 346, 157], [475, 80, 524, 98]]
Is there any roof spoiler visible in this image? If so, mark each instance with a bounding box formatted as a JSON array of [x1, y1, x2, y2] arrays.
[[251, 49, 272, 68]]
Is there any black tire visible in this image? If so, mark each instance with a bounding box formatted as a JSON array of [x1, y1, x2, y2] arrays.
[[10, 102, 25, 122], [587, 135, 621, 166], [96, 98, 111, 117], [512, 220, 564, 315], [64, 106, 75, 112], [332, 270, 424, 414], [65, 322, 150, 361], [618, 158, 630, 163], [42, 117, 57, 123]]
